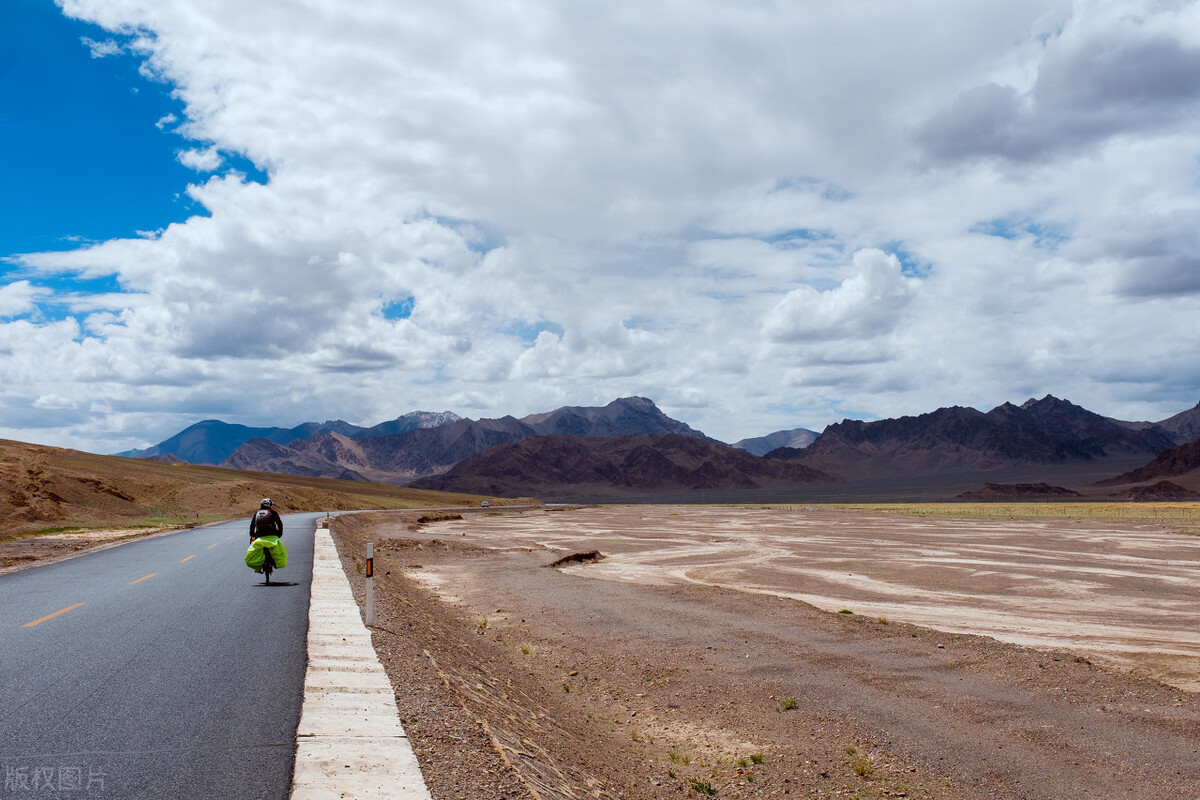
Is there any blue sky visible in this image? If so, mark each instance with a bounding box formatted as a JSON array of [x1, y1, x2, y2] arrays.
[[0, 0, 197, 258], [3, 1, 1200, 454]]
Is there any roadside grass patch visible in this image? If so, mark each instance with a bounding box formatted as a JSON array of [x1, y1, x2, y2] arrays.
[[845, 746, 874, 777], [834, 501, 1200, 527], [668, 748, 693, 765], [25, 526, 84, 536]]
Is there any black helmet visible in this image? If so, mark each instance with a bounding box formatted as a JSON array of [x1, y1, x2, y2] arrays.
[[260, 498, 273, 508]]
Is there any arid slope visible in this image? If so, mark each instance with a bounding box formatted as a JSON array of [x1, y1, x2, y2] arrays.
[[0, 438, 489, 538]]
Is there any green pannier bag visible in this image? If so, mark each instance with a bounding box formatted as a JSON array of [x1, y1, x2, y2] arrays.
[[245, 535, 288, 572]]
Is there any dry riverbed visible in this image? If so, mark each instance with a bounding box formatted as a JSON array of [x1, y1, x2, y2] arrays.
[[332, 505, 1200, 800]]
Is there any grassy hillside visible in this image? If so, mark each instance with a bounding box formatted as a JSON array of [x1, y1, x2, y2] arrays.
[[0, 438, 495, 538]]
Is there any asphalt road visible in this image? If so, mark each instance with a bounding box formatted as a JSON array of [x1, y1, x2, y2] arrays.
[[0, 513, 320, 800]]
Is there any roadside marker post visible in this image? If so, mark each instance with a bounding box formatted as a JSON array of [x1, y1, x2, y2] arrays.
[[365, 542, 375, 627]]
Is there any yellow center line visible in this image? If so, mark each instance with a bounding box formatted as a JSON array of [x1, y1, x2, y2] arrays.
[[226, 535, 236, 541], [179, 555, 196, 563], [23, 602, 85, 628], [207, 542, 220, 549], [129, 572, 157, 585]]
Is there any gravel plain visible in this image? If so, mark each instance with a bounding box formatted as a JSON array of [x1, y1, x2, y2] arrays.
[[333, 505, 1200, 800]]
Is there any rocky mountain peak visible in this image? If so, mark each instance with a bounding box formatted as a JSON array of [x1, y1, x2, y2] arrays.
[[1018, 394, 1084, 416]]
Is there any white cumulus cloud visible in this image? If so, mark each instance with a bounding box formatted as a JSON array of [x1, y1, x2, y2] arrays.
[[0, 281, 45, 317], [763, 250, 919, 343], [177, 146, 224, 172], [80, 36, 122, 58], [4, 0, 1200, 452]]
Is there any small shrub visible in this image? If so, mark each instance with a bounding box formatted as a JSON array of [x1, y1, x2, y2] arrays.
[[877, 616, 889, 625], [688, 778, 717, 796], [749, 753, 765, 764], [778, 697, 798, 711], [852, 755, 874, 777], [668, 749, 692, 765], [839, 609, 854, 615], [519, 642, 533, 655]]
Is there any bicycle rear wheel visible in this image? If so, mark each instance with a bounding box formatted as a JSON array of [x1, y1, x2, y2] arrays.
[[264, 550, 274, 585]]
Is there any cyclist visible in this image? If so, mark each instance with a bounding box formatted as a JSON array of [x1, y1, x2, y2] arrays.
[[249, 498, 283, 540]]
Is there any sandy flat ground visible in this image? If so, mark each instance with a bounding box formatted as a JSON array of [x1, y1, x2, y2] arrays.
[[335, 506, 1200, 799], [423, 505, 1200, 690]]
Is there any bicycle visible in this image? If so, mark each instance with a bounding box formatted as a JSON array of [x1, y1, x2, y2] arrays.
[[247, 534, 285, 584]]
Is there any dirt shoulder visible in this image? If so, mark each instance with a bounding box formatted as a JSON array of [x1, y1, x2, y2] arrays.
[[0, 526, 191, 575], [332, 507, 1200, 800]]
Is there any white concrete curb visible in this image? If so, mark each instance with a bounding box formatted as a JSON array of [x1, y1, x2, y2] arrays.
[[291, 527, 432, 799]]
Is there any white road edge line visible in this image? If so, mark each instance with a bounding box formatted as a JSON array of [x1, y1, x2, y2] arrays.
[[291, 525, 432, 799]]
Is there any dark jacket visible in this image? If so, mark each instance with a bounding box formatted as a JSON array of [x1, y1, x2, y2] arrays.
[[249, 507, 283, 539]]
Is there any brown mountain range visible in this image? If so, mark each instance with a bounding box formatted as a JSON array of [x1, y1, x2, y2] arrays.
[[1108, 481, 1200, 501], [768, 395, 1179, 480], [217, 397, 707, 483], [125, 394, 1200, 500], [221, 420, 533, 483], [1145, 401, 1200, 443], [1096, 440, 1200, 489], [408, 433, 842, 498]]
